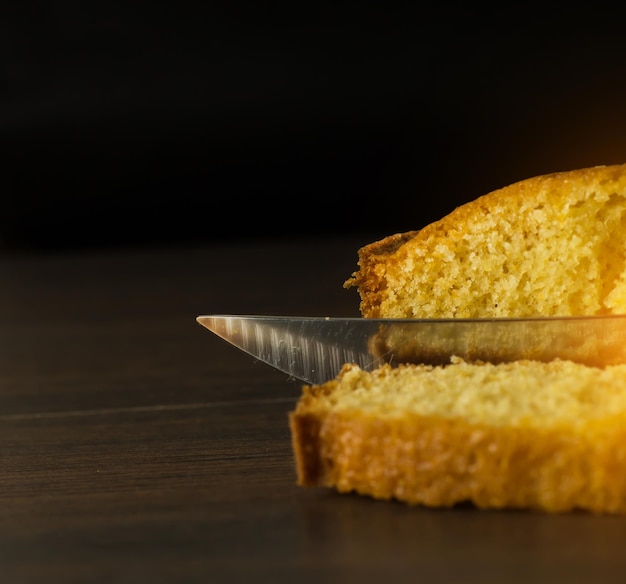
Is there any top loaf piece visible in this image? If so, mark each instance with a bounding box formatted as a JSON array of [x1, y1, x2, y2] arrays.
[[345, 164, 626, 319]]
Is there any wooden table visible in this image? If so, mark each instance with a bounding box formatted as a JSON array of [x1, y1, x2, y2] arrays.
[[2, 236, 626, 583]]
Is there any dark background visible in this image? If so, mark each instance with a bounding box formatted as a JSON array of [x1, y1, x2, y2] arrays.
[[3, 3, 626, 252]]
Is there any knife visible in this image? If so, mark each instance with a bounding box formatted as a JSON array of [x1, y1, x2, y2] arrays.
[[196, 314, 626, 385]]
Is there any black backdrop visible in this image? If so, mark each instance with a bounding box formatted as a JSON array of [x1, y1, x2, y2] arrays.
[[3, 3, 626, 251]]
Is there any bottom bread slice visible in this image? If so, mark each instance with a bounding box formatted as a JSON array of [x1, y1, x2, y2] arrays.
[[288, 359, 626, 513]]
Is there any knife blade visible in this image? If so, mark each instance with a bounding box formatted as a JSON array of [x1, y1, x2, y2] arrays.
[[196, 314, 626, 385]]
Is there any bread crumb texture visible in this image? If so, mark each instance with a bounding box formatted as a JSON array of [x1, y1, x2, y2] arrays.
[[289, 361, 626, 513], [346, 164, 626, 318]]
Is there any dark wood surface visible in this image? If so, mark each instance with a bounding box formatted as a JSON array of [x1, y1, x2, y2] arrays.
[[2, 237, 626, 584]]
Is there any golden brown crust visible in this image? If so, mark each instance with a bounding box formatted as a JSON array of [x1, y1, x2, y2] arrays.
[[343, 231, 419, 313], [345, 163, 626, 318], [289, 406, 626, 513]]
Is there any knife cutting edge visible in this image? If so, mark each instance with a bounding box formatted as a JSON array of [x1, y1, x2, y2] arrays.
[[196, 314, 626, 385]]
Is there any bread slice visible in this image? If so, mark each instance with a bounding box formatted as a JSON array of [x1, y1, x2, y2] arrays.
[[345, 164, 626, 318], [289, 359, 626, 513], [289, 165, 626, 513]]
